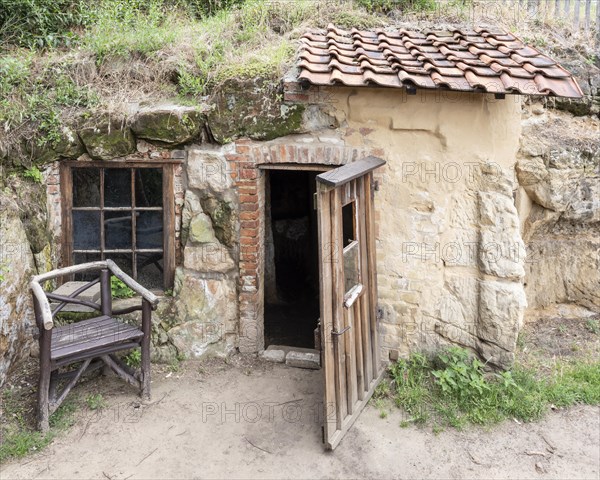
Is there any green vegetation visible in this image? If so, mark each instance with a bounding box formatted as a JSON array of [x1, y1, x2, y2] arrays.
[[0, 0, 91, 49], [124, 348, 142, 368], [0, 390, 78, 464], [375, 346, 600, 431], [110, 276, 135, 299], [585, 318, 599, 334], [0, 53, 97, 147], [85, 393, 107, 410], [0, 264, 9, 282], [22, 166, 43, 183], [356, 0, 435, 14]]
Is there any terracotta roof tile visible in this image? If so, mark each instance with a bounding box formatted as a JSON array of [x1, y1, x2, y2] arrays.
[[297, 24, 583, 98]]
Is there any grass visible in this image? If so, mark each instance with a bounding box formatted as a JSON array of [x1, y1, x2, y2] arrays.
[[374, 346, 600, 431], [85, 393, 107, 410], [1, 0, 593, 166], [1, 0, 373, 161], [0, 389, 78, 464]]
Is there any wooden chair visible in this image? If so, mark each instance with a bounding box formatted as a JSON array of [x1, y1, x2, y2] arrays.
[[30, 260, 159, 432]]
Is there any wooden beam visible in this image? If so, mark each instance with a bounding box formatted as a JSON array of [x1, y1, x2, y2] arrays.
[[105, 259, 159, 307], [258, 164, 334, 171], [49, 358, 92, 415], [317, 157, 386, 188], [101, 354, 141, 390]]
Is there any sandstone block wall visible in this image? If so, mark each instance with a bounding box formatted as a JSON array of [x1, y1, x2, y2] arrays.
[[322, 87, 527, 368], [516, 107, 599, 313]]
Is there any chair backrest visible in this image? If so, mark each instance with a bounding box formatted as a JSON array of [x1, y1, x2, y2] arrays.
[[31, 260, 159, 331]]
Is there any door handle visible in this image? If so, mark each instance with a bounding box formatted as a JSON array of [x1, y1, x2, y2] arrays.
[[332, 325, 351, 336]]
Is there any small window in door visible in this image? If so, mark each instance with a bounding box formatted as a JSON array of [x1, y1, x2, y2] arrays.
[[342, 201, 359, 292]]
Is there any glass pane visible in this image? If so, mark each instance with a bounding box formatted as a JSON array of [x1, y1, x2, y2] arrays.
[[342, 202, 355, 247], [343, 242, 359, 292], [136, 211, 163, 249], [106, 253, 133, 277], [105, 211, 132, 249], [137, 253, 163, 290], [73, 252, 102, 281], [73, 168, 100, 207], [135, 169, 162, 207], [104, 169, 131, 207], [72, 211, 101, 249]]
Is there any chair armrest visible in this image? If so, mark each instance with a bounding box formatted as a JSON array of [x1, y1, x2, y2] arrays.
[[106, 259, 159, 309], [30, 281, 54, 330]]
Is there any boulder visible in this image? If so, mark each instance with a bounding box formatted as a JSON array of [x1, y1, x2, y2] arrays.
[[478, 192, 526, 281], [171, 274, 238, 358], [130, 104, 205, 145], [188, 213, 218, 244], [207, 77, 304, 143], [79, 118, 136, 160], [478, 280, 527, 363], [187, 147, 233, 194], [180, 190, 203, 246], [261, 347, 286, 363], [285, 349, 321, 369], [183, 243, 235, 273]]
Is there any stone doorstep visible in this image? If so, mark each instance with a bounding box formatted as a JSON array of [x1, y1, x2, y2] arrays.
[[260, 345, 321, 370]]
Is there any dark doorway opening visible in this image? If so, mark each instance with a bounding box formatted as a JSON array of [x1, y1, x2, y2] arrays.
[[264, 169, 321, 349]]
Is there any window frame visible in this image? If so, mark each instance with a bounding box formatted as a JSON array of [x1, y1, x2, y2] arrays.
[[60, 160, 177, 291]]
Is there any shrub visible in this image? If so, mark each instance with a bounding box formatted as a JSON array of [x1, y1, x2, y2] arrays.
[[0, 0, 91, 49]]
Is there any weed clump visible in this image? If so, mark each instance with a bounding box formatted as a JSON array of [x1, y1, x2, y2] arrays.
[[377, 346, 600, 431]]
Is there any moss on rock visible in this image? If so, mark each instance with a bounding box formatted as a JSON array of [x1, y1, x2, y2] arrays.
[[130, 104, 206, 145], [207, 77, 304, 143], [199, 196, 236, 248], [79, 118, 136, 160]]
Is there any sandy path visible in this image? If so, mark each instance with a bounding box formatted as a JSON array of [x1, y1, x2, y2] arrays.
[[2, 359, 599, 480]]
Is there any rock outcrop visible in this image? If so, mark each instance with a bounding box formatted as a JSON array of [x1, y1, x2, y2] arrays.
[[0, 192, 39, 385], [517, 107, 600, 313]]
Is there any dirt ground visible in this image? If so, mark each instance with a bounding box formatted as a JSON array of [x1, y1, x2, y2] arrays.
[[1, 351, 599, 480]]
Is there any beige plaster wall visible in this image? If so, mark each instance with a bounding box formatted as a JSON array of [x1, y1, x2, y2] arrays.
[[324, 87, 526, 367]]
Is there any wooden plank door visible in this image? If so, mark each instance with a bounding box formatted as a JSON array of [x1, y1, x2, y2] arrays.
[[316, 156, 386, 450]]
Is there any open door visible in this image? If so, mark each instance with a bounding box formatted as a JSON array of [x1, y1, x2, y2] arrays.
[[316, 156, 386, 450]]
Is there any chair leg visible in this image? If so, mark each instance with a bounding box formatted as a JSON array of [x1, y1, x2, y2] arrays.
[[141, 299, 152, 400], [37, 365, 51, 433], [141, 342, 151, 400]]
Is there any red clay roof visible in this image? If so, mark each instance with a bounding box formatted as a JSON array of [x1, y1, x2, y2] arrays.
[[298, 25, 583, 98]]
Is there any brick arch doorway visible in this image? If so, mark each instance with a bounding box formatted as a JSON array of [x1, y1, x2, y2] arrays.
[[261, 165, 329, 351]]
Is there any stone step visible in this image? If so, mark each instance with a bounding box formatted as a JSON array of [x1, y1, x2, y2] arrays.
[[260, 345, 321, 369]]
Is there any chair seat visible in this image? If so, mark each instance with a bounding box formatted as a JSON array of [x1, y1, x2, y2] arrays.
[[51, 316, 143, 361]]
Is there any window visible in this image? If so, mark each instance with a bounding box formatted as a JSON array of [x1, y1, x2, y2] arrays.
[[342, 201, 359, 292], [61, 163, 175, 290]]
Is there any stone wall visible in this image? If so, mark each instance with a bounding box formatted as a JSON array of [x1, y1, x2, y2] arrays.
[[219, 84, 526, 368], [4, 80, 595, 384], [0, 177, 53, 383], [0, 195, 38, 382], [516, 106, 599, 313], [171, 144, 240, 358], [317, 87, 527, 368]]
